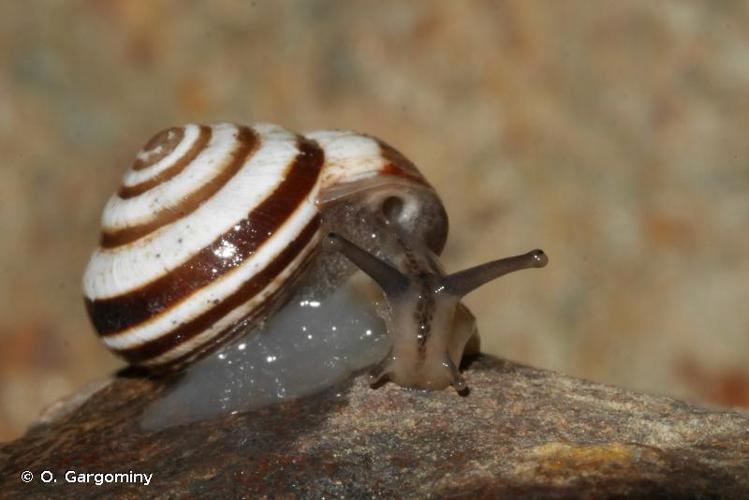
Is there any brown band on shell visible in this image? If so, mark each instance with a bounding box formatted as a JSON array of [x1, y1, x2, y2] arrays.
[[132, 127, 186, 171], [100, 126, 259, 248], [377, 139, 430, 186], [87, 136, 325, 335], [118, 125, 212, 199], [118, 216, 321, 364]]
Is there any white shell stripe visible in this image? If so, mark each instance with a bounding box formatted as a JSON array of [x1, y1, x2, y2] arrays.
[[304, 130, 383, 191]]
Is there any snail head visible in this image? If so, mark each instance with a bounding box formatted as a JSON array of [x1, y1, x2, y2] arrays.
[[326, 227, 548, 393]]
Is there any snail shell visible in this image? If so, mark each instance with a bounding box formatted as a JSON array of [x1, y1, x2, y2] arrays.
[[83, 123, 446, 373]]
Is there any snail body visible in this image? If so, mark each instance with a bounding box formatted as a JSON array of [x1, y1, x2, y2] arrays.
[[84, 122, 547, 426]]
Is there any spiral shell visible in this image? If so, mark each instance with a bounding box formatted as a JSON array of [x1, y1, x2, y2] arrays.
[[83, 122, 443, 371]]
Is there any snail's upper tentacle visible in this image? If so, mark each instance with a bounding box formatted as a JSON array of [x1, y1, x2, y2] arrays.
[[444, 249, 548, 298], [326, 232, 409, 297]]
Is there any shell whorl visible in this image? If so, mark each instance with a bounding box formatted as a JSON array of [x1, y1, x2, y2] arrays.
[[83, 122, 444, 371]]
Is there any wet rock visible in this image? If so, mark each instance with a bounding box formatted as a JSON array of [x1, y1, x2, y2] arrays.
[[1, 355, 748, 498]]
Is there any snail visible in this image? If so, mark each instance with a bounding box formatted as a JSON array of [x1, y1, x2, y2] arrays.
[[82, 122, 547, 427]]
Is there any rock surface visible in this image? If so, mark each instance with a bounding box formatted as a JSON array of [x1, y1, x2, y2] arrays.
[[1, 355, 748, 498]]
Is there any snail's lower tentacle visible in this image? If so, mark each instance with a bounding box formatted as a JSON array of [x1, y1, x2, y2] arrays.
[[444, 355, 468, 395]]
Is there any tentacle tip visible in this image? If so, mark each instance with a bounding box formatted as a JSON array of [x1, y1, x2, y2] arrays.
[[456, 385, 470, 397], [529, 249, 548, 268], [368, 372, 390, 390], [450, 376, 469, 396], [368, 360, 392, 389]]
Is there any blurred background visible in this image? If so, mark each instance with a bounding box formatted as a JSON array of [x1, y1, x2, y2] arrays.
[[1, 0, 748, 442]]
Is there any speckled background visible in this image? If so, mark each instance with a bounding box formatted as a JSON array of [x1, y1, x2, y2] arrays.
[[1, 0, 748, 442]]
